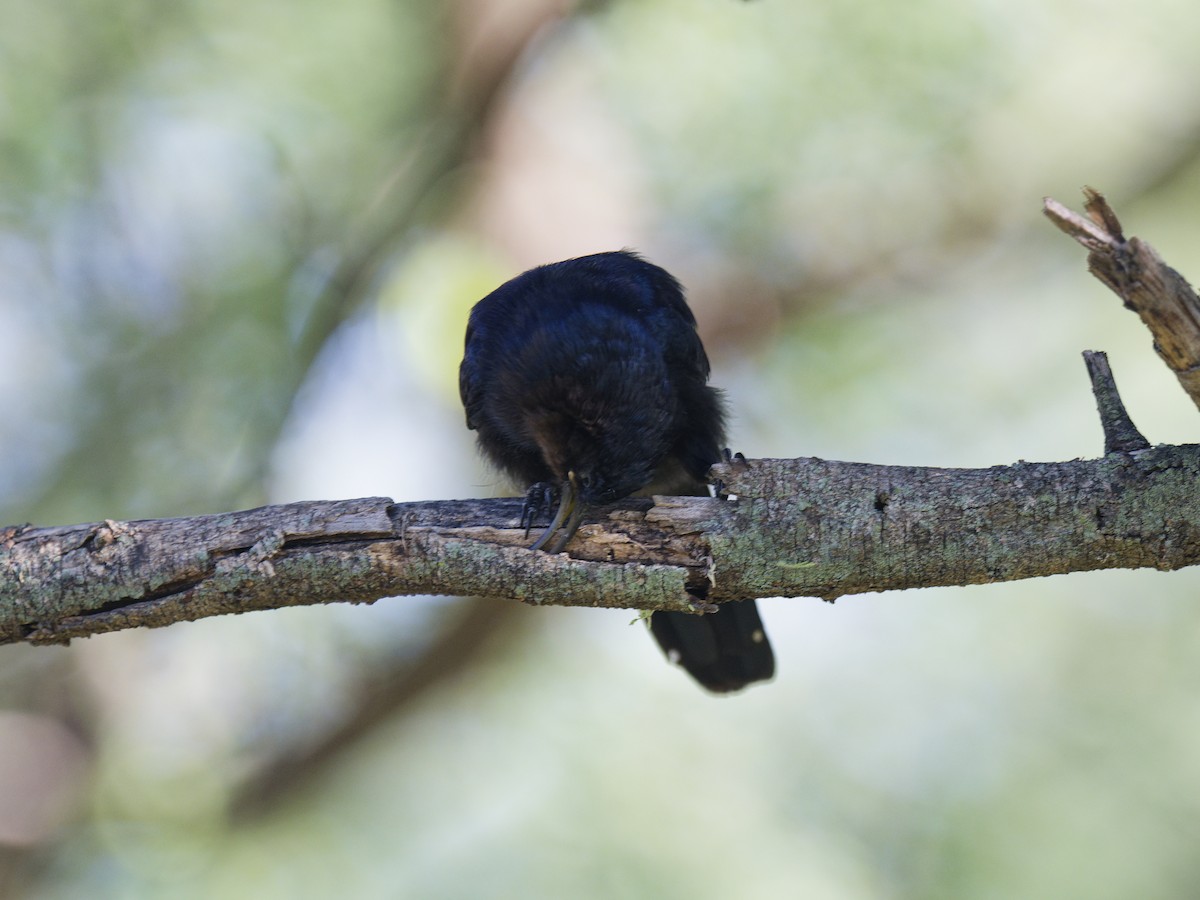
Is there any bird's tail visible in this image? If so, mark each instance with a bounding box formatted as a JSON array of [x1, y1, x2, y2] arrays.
[[649, 600, 774, 693]]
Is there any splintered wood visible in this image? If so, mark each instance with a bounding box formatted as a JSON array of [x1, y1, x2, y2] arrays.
[[1045, 188, 1200, 411]]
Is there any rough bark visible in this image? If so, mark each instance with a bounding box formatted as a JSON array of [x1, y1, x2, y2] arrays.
[[1044, 187, 1200, 410], [3, 442, 1200, 645], [2, 190, 1199, 646]]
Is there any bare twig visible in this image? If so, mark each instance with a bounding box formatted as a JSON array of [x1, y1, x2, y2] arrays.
[[1082, 350, 1150, 454]]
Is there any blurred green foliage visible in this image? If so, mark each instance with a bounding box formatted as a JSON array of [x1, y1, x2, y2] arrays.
[[3, 0, 1200, 898]]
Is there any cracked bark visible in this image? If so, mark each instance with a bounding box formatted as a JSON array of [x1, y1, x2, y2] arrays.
[[3, 189, 1200, 645], [3, 442, 1200, 646]]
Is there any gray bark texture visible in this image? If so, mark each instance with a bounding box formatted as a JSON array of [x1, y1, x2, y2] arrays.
[[2, 190, 1199, 646]]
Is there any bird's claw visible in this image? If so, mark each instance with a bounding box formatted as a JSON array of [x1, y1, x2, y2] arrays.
[[521, 482, 559, 536], [721, 447, 748, 467], [529, 472, 583, 553]]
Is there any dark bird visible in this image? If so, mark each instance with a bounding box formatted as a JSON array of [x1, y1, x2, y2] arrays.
[[459, 250, 774, 693]]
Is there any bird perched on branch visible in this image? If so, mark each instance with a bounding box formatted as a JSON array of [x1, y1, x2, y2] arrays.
[[459, 250, 774, 693]]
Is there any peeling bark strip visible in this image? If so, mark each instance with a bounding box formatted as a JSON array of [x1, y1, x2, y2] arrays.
[[0, 496, 704, 646], [3, 445, 1200, 645]]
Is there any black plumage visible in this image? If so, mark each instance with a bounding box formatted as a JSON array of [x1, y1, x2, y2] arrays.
[[459, 250, 774, 693]]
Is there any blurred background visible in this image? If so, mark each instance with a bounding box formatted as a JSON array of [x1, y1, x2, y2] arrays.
[[3, 0, 1200, 896]]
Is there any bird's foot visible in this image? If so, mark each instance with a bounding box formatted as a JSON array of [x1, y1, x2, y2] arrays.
[[528, 472, 584, 553], [521, 482, 560, 535]]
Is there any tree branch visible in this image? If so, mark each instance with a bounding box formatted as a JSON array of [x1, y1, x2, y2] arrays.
[[1083, 350, 1151, 454], [1044, 187, 1200, 410], [4, 441, 1200, 644], [3, 190, 1200, 644]]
